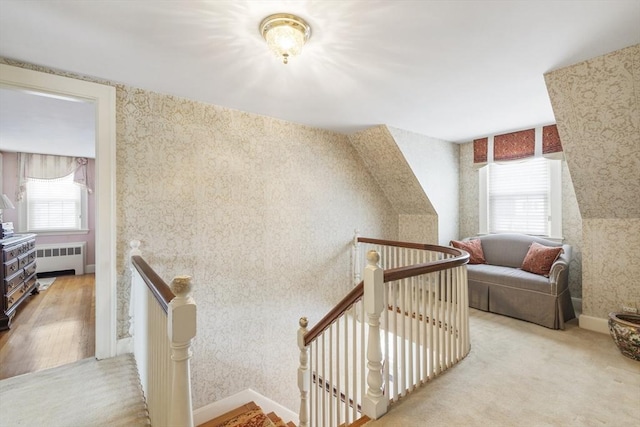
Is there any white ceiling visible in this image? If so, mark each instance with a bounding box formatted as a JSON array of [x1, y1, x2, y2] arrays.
[[0, 0, 639, 153], [0, 88, 96, 158]]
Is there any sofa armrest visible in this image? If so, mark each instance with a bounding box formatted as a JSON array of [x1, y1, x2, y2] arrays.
[[549, 245, 572, 295]]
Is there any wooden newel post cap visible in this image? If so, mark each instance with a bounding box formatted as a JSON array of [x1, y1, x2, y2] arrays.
[[171, 275, 192, 298], [367, 250, 380, 265]]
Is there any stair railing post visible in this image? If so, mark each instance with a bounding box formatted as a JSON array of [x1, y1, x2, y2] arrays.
[[168, 275, 196, 427], [128, 239, 142, 339], [362, 250, 388, 419], [298, 317, 310, 427], [353, 229, 361, 286]]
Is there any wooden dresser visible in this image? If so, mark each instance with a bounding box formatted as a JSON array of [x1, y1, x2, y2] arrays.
[[1, 233, 37, 330]]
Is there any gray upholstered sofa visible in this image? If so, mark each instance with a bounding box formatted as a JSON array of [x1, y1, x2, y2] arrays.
[[463, 233, 575, 329]]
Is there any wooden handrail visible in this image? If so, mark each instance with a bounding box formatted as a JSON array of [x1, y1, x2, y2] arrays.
[[357, 237, 462, 257], [131, 255, 175, 314], [303, 239, 469, 346], [304, 281, 364, 346], [384, 254, 468, 282]]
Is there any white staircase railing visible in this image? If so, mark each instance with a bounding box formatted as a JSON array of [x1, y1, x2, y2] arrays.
[[129, 240, 196, 427], [298, 237, 470, 426]]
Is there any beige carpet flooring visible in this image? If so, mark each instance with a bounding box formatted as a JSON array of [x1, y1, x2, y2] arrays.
[[365, 309, 640, 426], [0, 353, 150, 426]]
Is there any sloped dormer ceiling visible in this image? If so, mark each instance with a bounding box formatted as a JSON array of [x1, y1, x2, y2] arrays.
[[545, 44, 640, 219], [348, 125, 440, 244]]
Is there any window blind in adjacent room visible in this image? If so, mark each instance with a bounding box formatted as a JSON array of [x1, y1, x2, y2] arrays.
[[27, 173, 81, 231]]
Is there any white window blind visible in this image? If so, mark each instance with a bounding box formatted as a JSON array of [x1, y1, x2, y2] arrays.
[[26, 173, 81, 231], [488, 157, 550, 236]]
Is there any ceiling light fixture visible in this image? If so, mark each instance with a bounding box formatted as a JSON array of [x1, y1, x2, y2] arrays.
[[259, 13, 311, 64]]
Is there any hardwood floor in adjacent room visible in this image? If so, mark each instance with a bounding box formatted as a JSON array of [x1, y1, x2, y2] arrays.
[[0, 274, 95, 380]]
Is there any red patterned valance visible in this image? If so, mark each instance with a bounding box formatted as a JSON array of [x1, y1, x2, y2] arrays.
[[471, 125, 563, 167], [542, 124, 562, 154], [473, 137, 488, 164], [494, 129, 535, 161]]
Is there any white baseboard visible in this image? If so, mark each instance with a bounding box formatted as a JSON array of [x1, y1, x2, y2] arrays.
[[85, 264, 95, 274], [579, 314, 609, 334], [193, 388, 298, 426], [116, 337, 132, 355]]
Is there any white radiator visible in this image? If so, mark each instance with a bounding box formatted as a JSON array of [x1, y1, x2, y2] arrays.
[[36, 242, 86, 275]]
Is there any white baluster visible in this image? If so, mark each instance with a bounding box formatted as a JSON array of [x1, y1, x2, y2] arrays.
[[168, 276, 196, 427], [362, 250, 388, 419], [298, 317, 310, 427], [128, 239, 142, 339], [353, 229, 361, 285]]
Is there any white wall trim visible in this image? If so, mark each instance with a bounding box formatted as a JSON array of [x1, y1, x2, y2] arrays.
[[86, 264, 96, 274], [579, 314, 609, 334], [116, 337, 132, 355], [193, 388, 298, 426]]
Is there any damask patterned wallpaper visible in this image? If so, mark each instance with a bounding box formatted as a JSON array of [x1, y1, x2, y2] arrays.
[[114, 87, 400, 409], [0, 56, 402, 410], [545, 44, 640, 318]]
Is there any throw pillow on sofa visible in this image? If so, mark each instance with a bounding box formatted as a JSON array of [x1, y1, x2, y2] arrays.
[[521, 242, 563, 276], [450, 239, 486, 264]]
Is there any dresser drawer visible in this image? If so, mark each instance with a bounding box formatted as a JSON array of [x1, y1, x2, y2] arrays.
[[24, 274, 37, 292], [6, 282, 29, 311], [3, 244, 21, 262], [4, 270, 25, 295], [24, 261, 37, 278], [27, 249, 36, 264], [18, 253, 30, 269], [4, 257, 20, 277]]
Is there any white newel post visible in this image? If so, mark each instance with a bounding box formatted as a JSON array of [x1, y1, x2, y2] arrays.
[[362, 250, 388, 419], [297, 317, 310, 427], [168, 276, 196, 427]]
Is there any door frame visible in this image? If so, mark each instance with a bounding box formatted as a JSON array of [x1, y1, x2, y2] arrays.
[[0, 63, 117, 359]]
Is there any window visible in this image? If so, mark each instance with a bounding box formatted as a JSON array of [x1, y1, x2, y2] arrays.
[[23, 173, 87, 232], [480, 157, 562, 238]]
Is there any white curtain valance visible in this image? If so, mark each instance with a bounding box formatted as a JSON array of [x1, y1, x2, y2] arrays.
[[17, 153, 92, 201]]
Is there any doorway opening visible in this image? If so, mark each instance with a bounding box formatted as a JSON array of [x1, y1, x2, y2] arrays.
[[0, 64, 117, 371]]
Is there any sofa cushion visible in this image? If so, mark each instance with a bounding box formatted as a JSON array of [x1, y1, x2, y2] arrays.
[[450, 239, 486, 264], [467, 264, 552, 294], [521, 242, 563, 277]]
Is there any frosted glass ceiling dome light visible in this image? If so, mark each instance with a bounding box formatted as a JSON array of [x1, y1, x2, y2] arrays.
[[260, 13, 311, 64]]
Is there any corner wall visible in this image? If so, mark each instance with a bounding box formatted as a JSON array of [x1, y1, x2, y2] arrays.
[[114, 88, 398, 410], [388, 127, 460, 245], [348, 126, 440, 244], [545, 44, 640, 319]]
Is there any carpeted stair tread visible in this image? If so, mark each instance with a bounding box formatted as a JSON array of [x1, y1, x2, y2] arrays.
[[199, 401, 297, 427], [0, 354, 150, 426], [266, 411, 288, 427], [341, 415, 371, 426]]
